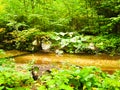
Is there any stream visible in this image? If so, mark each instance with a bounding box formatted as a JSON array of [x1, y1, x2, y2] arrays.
[[2, 50, 120, 74]]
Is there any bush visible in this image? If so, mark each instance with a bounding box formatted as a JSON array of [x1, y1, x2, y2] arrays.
[[0, 50, 33, 89], [39, 65, 120, 90]]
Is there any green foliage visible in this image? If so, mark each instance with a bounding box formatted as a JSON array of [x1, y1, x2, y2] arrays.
[[51, 32, 120, 54], [0, 0, 98, 33], [3, 30, 119, 54], [0, 49, 7, 65], [0, 67, 32, 89], [94, 34, 120, 55], [0, 50, 120, 89], [39, 65, 120, 90], [0, 0, 120, 34], [51, 32, 92, 54], [0, 50, 33, 89], [92, 0, 120, 34], [0, 0, 120, 54], [10, 28, 55, 51]]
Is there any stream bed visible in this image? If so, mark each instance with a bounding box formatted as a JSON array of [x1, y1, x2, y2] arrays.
[[3, 50, 120, 74]]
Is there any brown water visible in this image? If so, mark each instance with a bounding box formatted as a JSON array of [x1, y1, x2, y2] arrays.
[[3, 50, 120, 73]]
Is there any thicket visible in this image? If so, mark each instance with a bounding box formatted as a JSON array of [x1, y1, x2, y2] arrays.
[[0, 0, 120, 54]]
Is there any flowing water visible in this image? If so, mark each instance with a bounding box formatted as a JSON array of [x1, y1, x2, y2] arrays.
[[2, 50, 120, 74]]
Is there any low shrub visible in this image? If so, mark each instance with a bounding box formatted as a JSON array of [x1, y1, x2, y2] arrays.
[[39, 65, 120, 90], [0, 50, 33, 90]]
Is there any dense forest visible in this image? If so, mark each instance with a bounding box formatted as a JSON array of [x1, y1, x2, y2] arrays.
[[0, 0, 120, 55], [0, 0, 120, 90]]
